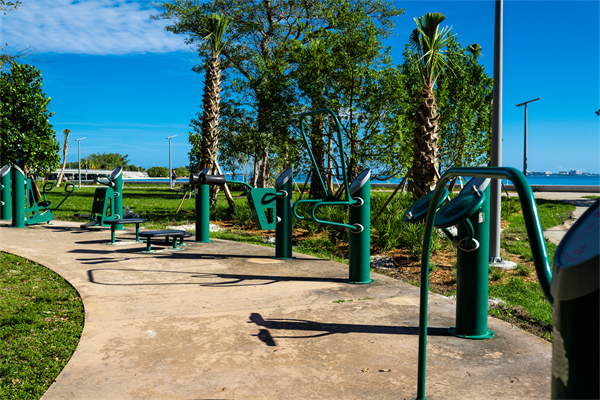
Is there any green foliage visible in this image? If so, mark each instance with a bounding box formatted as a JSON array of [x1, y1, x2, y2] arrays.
[[408, 12, 454, 87], [0, 251, 84, 400], [155, 0, 405, 187], [173, 166, 189, 177], [401, 36, 493, 175], [0, 63, 60, 175], [147, 166, 169, 177], [87, 152, 129, 170], [436, 36, 493, 171], [370, 191, 444, 256]]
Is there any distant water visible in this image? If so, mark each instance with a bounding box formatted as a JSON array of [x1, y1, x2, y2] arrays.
[[503, 175, 600, 187], [124, 174, 599, 187]]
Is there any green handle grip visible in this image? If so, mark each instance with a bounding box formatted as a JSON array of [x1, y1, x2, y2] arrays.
[[94, 174, 113, 187]]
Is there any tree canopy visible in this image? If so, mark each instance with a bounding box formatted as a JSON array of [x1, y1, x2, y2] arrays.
[[0, 63, 60, 175]]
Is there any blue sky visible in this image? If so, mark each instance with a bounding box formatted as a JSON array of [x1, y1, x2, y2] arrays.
[[2, 0, 599, 173]]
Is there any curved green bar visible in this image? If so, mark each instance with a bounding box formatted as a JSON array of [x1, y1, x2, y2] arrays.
[[225, 179, 254, 192], [299, 109, 352, 203], [416, 166, 552, 400], [293, 198, 359, 232], [94, 174, 113, 186]]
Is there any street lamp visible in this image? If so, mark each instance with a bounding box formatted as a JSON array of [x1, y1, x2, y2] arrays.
[[166, 135, 177, 188], [135, 158, 140, 172], [516, 97, 541, 176], [74, 137, 86, 188]]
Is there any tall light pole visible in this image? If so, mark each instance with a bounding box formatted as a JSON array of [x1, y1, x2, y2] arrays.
[[166, 135, 176, 188], [488, 0, 514, 268], [135, 158, 140, 172], [74, 137, 86, 188], [516, 97, 541, 176]]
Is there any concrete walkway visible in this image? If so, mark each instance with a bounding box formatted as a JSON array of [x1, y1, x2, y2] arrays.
[[1, 221, 551, 400]]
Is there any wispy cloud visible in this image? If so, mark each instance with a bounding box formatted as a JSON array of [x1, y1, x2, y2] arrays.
[[1, 0, 193, 55]]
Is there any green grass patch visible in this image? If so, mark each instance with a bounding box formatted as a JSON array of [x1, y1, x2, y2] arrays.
[[0, 252, 84, 400], [500, 197, 574, 262], [582, 195, 598, 199], [488, 277, 553, 340]]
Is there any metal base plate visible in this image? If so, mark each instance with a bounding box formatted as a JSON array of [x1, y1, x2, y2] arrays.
[[489, 257, 517, 269], [139, 248, 185, 254], [104, 240, 141, 246], [448, 327, 495, 340], [344, 279, 374, 285]]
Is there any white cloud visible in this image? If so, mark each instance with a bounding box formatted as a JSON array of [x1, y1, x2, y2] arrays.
[[1, 0, 194, 55]]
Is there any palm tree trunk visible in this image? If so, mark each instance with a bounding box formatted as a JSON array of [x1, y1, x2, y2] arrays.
[[412, 85, 440, 194], [56, 129, 70, 187], [202, 52, 221, 203], [309, 113, 326, 199]]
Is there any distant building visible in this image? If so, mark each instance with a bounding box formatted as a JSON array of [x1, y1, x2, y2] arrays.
[[559, 171, 568, 175], [569, 170, 582, 175]]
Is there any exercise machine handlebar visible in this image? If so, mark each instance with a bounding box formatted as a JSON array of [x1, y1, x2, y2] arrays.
[[293, 197, 362, 232], [46, 182, 76, 211], [94, 174, 114, 187]]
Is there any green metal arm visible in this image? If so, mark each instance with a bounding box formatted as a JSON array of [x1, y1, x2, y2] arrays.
[[299, 109, 353, 203], [416, 166, 552, 400], [293, 198, 360, 232], [50, 183, 75, 211], [225, 179, 253, 192], [94, 174, 113, 187], [42, 181, 56, 202]]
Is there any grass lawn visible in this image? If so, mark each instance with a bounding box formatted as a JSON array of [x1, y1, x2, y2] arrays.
[[0, 252, 84, 400]]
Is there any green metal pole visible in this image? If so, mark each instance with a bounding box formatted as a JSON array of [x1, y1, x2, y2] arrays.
[[450, 184, 494, 339], [275, 168, 294, 259], [195, 184, 210, 242], [112, 167, 124, 231], [1, 165, 11, 220], [11, 165, 25, 228], [347, 169, 373, 284]]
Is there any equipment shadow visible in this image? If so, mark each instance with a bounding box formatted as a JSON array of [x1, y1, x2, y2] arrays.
[[86, 268, 345, 286]]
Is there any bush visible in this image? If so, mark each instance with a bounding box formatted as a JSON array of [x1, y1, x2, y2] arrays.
[[147, 166, 169, 177], [174, 167, 190, 177]]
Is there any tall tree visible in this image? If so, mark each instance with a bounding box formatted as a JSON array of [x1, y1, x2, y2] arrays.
[[407, 13, 454, 195], [155, 0, 403, 188], [188, 13, 234, 205], [56, 128, 70, 186], [0, 63, 60, 175]]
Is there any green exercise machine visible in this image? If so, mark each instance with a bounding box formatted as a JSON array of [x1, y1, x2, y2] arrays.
[[1, 165, 11, 220], [405, 177, 494, 339], [189, 167, 294, 259], [409, 166, 598, 400], [293, 108, 372, 284], [75, 166, 124, 230], [10, 164, 75, 227]]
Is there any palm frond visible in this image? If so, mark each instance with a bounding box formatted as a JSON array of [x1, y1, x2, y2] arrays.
[[201, 13, 230, 55]]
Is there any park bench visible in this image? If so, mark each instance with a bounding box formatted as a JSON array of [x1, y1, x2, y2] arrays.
[[138, 229, 189, 253], [103, 218, 147, 244]]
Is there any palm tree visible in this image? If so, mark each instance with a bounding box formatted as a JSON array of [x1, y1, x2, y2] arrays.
[[408, 13, 454, 195], [56, 128, 70, 187], [199, 13, 234, 206]]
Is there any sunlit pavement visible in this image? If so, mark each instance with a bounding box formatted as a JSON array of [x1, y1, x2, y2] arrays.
[[1, 220, 552, 400]]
